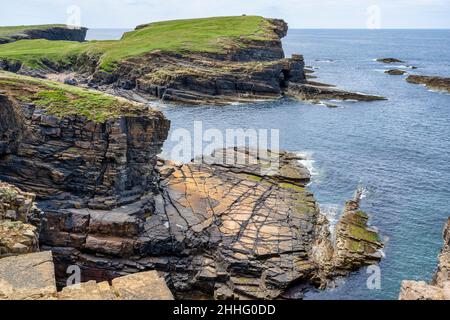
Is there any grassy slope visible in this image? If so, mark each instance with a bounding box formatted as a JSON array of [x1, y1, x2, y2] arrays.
[[0, 71, 148, 122], [0, 16, 276, 72]]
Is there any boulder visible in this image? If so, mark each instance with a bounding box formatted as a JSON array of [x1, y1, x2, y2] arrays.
[[58, 271, 174, 300]]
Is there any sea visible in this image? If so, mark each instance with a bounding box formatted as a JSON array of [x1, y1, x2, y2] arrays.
[[86, 28, 450, 300]]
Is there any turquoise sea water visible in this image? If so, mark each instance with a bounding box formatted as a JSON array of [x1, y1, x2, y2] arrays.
[[88, 29, 450, 300]]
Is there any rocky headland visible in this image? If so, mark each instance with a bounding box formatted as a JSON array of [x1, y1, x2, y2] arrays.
[[406, 75, 450, 93], [0, 16, 385, 105], [0, 72, 384, 299], [399, 218, 450, 300], [0, 25, 87, 45]]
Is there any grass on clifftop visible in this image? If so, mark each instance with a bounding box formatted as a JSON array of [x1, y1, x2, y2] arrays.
[[0, 24, 67, 37], [0, 16, 277, 72], [0, 71, 148, 122]]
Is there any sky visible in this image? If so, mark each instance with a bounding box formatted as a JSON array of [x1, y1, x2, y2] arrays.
[[1, 0, 450, 29]]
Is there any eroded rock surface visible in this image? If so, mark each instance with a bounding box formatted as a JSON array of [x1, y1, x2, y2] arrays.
[[399, 218, 450, 300]]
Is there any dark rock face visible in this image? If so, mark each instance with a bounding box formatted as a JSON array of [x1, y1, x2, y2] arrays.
[[406, 75, 450, 93], [0, 93, 170, 209], [0, 26, 87, 44]]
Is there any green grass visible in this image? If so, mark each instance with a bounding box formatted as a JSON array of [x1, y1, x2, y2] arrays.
[[0, 16, 277, 72], [0, 71, 149, 122]]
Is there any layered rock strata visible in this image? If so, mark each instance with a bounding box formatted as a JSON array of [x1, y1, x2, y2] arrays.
[[399, 218, 450, 300], [0, 81, 170, 209]]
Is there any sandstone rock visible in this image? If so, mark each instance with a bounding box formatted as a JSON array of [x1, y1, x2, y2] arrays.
[[0, 181, 41, 257], [399, 218, 450, 300], [58, 271, 173, 300], [0, 181, 42, 224], [0, 251, 57, 300], [0, 220, 39, 257], [406, 75, 450, 93]]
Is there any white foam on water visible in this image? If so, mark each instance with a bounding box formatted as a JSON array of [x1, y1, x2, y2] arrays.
[[294, 151, 319, 177], [319, 203, 342, 235], [357, 186, 369, 200]]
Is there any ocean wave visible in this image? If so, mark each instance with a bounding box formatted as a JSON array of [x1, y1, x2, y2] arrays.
[[320, 203, 342, 234]]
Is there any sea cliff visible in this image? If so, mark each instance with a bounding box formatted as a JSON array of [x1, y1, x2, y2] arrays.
[[0, 72, 384, 299]]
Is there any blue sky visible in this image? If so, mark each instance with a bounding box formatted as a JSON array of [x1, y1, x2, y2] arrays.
[[2, 0, 450, 29]]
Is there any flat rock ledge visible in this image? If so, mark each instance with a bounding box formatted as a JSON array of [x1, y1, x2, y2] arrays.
[[399, 218, 450, 300]]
